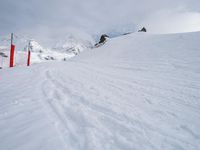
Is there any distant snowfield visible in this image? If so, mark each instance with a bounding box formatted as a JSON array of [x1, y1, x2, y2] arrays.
[[0, 32, 200, 150]]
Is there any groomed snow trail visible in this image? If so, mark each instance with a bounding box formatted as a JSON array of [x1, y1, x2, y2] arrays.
[[0, 32, 200, 150]]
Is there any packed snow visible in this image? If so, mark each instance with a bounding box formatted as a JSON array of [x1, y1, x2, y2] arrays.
[[0, 32, 200, 150]]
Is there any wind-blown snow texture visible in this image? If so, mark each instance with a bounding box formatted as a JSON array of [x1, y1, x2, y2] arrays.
[[0, 32, 200, 150]]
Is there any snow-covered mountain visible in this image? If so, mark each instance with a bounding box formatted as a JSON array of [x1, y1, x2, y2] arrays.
[[53, 35, 94, 54], [0, 34, 94, 68], [29, 40, 47, 53], [0, 32, 200, 150]]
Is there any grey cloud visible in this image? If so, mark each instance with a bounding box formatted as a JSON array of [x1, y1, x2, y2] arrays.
[[0, 0, 200, 45]]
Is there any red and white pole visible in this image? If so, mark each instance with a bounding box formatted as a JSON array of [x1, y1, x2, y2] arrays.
[[27, 41, 31, 66], [9, 33, 15, 68]]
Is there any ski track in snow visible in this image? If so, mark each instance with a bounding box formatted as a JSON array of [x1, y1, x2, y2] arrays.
[[0, 32, 200, 150], [38, 60, 200, 150]]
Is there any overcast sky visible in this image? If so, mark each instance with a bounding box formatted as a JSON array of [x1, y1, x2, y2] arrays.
[[0, 0, 200, 44]]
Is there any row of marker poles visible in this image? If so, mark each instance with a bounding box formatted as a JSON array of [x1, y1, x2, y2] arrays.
[[9, 33, 31, 68]]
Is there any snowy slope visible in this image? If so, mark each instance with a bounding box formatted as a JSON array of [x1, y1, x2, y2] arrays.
[[0, 32, 200, 150]]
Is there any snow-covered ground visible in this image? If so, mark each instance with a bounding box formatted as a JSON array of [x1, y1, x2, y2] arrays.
[[0, 32, 200, 150]]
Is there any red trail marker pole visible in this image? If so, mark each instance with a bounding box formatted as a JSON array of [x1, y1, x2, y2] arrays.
[[27, 50, 31, 66], [27, 41, 31, 66], [9, 33, 15, 68]]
